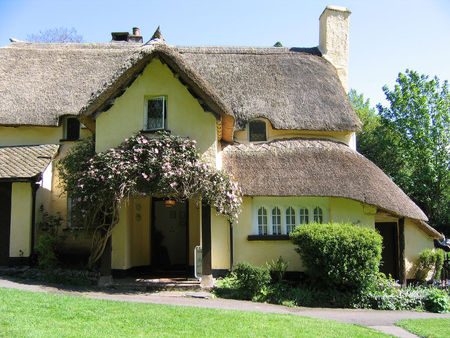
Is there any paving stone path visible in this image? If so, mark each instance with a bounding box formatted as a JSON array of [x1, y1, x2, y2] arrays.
[[1, 276, 449, 337]]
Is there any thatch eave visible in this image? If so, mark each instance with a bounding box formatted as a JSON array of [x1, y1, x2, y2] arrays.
[[223, 139, 427, 222]]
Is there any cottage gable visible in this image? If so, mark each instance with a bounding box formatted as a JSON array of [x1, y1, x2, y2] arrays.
[[95, 58, 218, 164]]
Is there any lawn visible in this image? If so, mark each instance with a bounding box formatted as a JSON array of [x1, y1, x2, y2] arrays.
[[396, 318, 450, 338], [0, 287, 387, 337]]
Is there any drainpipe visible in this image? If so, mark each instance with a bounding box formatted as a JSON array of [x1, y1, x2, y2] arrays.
[[229, 221, 234, 271]]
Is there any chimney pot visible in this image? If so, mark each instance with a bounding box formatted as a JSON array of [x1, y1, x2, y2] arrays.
[[133, 27, 140, 36]]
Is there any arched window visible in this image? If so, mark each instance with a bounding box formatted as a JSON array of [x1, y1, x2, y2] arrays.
[[249, 120, 267, 142], [257, 207, 268, 235], [272, 207, 281, 235], [313, 207, 323, 223], [299, 208, 309, 224], [286, 207, 295, 233]]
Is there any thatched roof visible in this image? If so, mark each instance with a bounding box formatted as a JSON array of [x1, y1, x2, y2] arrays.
[[0, 43, 133, 126], [0, 144, 59, 181], [223, 139, 427, 221], [178, 47, 361, 131], [0, 42, 360, 134]]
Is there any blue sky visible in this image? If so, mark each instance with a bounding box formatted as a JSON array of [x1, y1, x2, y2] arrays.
[[1, 0, 449, 106]]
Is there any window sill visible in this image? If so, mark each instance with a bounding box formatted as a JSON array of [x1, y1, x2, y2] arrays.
[[140, 129, 171, 134], [247, 234, 290, 241], [59, 138, 80, 142]]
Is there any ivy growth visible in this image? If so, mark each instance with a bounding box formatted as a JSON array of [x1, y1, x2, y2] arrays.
[[57, 132, 242, 269]]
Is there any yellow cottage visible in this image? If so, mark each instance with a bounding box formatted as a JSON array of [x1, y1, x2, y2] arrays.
[[0, 6, 442, 286]]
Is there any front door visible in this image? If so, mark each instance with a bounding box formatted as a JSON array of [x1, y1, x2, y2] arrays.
[[0, 183, 12, 265], [151, 200, 188, 270], [375, 222, 399, 279]]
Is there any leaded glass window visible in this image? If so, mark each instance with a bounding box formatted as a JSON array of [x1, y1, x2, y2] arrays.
[[272, 207, 281, 235], [286, 207, 295, 233], [299, 208, 309, 225], [313, 207, 323, 223], [258, 207, 268, 235], [147, 96, 167, 130]]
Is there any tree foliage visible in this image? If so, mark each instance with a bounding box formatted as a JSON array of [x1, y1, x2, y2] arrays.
[[350, 70, 449, 235], [57, 132, 242, 268], [27, 27, 83, 43]]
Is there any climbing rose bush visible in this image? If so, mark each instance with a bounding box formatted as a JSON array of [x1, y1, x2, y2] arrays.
[[58, 132, 242, 267]]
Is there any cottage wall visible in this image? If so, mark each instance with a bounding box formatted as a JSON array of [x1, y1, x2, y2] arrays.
[[9, 182, 33, 258], [404, 218, 436, 279]]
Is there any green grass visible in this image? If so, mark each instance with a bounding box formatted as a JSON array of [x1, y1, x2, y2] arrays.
[[396, 318, 450, 338], [0, 287, 388, 337]]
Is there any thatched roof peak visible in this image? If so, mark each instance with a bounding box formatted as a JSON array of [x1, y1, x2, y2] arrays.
[[149, 26, 166, 44]]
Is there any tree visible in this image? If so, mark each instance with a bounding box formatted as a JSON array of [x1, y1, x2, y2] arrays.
[[349, 90, 408, 193], [273, 41, 283, 47], [377, 70, 449, 235], [27, 27, 83, 43]]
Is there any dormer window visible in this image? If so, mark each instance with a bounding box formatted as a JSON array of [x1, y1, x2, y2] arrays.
[[63, 117, 80, 141], [145, 96, 167, 131], [248, 120, 267, 142]]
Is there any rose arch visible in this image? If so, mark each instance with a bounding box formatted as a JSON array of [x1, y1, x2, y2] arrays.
[[58, 132, 242, 269]]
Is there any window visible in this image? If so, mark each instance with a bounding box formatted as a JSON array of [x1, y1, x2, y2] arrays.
[[146, 96, 167, 130], [286, 207, 295, 233], [313, 207, 323, 223], [64, 117, 80, 141], [272, 207, 281, 235], [299, 208, 309, 224], [257, 207, 268, 235], [249, 120, 267, 142]]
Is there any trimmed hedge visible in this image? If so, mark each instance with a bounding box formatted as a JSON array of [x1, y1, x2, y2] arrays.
[[290, 222, 382, 291]]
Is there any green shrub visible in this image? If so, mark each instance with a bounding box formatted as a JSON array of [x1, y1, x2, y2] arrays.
[[290, 222, 382, 291], [423, 288, 450, 313], [34, 234, 59, 269], [35, 207, 63, 269], [415, 249, 445, 282], [434, 250, 445, 281], [415, 249, 436, 282], [266, 256, 288, 283], [232, 262, 270, 300]]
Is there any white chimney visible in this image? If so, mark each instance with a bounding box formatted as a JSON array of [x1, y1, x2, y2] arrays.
[[319, 5, 351, 91]]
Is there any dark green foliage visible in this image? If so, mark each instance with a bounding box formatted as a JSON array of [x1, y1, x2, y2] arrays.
[[34, 207, 64, 269], [266, 256, 288, 283], [350, 70, 449, 235], [423, 288, 450, 313], [415, 249, 445, 282], [434, 250, 444, 281], [273, 41, 283, 47], [290, 222, 382, 291], [34, 234, 59, 269], [232, 262, 271, 300]]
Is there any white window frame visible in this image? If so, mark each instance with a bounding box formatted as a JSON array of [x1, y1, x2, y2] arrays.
[[285, 206, 295, 234], [313, 206, 323, 223], [257, 206, 268, 235], [144, 96, 166, 131], [252, 197, 329, 235], [271, 206, 282, 235], [299, 207, 309, 225]]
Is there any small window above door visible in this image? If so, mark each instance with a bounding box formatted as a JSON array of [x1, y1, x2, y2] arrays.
[[248, 120, 267, 142]]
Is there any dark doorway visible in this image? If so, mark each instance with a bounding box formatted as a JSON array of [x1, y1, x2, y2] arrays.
[[375, 222, 399, 279], [0, 183, 12, 265], [151, 200, 188, 271]]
